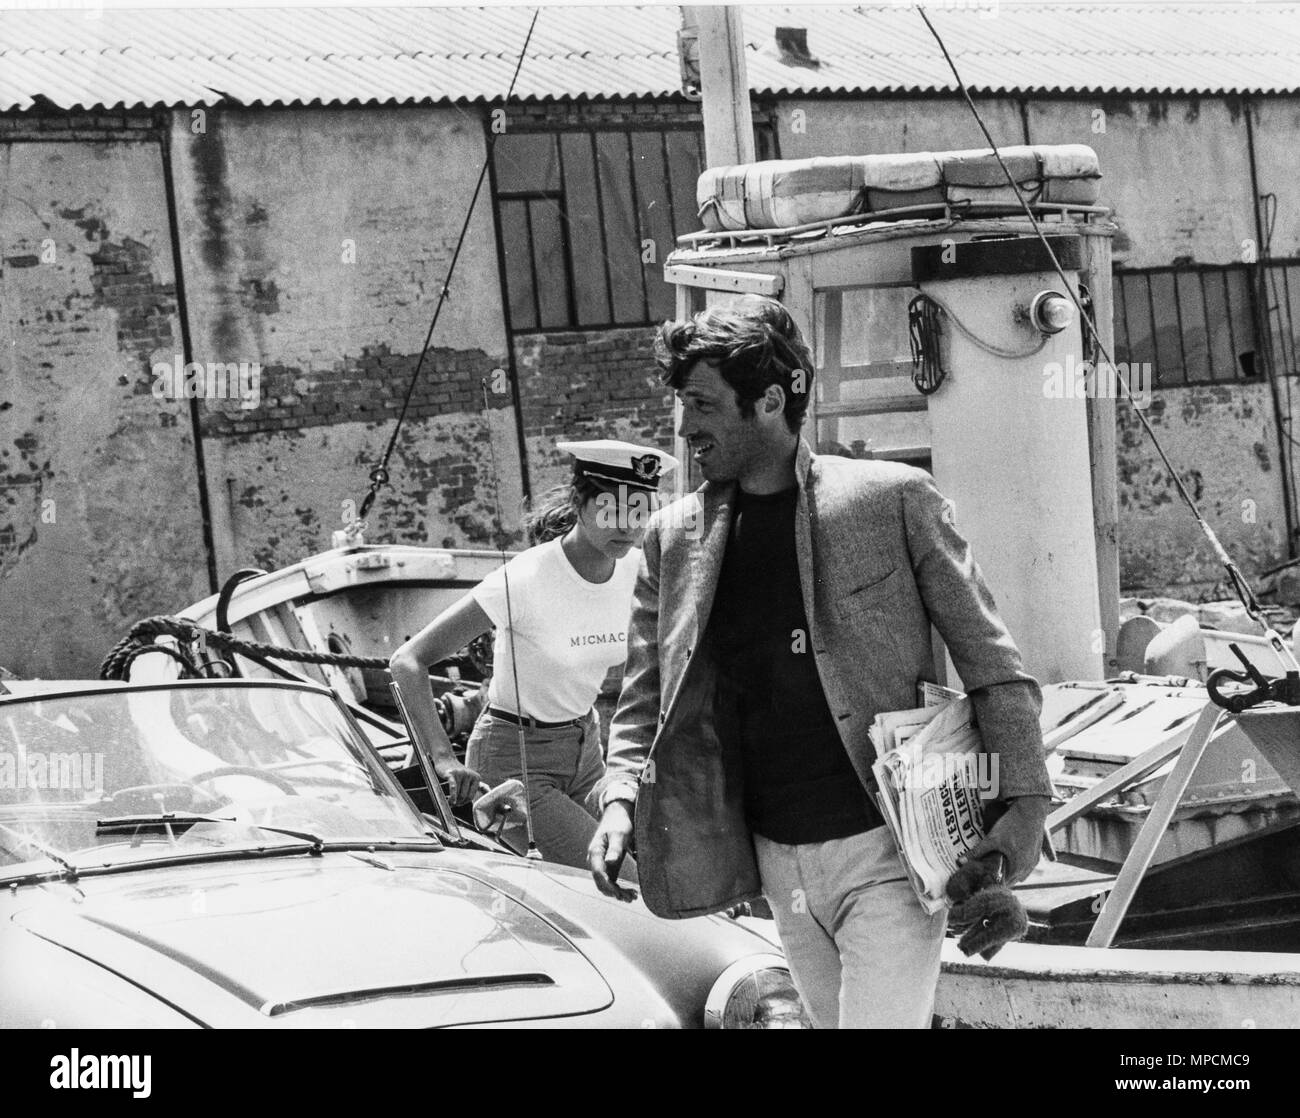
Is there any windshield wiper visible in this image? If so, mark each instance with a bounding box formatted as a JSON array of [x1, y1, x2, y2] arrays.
[[96, 812, 329, 854], [0, 819, 80, 882], [92, 813, 440, 856]]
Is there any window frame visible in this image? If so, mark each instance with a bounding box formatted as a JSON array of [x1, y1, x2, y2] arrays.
[[491, 119, 777, 335], [1113, 262, 1264, 389]]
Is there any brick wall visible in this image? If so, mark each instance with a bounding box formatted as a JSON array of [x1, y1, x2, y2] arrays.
[[504, 97, 703, 130], [513, 327, 675, 497], [199, 343, 496, 437], [0, 109, 157, 142]]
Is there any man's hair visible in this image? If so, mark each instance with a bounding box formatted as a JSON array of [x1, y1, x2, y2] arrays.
[[654, 295, 814, 433]]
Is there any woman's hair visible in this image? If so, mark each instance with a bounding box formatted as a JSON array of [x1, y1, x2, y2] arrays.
[[523, 475, 614, 544]]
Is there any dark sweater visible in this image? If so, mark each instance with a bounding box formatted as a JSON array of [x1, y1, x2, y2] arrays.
[[706, 485, 881, 844]]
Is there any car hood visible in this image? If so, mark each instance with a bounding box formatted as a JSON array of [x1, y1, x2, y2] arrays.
[[14, 853, 613, 1027]]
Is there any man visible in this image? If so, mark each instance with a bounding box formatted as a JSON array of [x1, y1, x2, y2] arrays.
[[586, 296, 1052, 1029]]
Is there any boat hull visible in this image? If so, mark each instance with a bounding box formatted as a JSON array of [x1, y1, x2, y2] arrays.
[[935, 939, 1300, 1028]]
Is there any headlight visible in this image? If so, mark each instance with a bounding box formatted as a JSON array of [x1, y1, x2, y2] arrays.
[[704, 954, 811, 1029]]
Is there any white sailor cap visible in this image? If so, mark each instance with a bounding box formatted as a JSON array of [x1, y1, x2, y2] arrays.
[[556, 439, 679, 491]]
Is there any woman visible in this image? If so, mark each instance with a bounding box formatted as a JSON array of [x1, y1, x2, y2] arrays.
[[390, 439, 677, 882]]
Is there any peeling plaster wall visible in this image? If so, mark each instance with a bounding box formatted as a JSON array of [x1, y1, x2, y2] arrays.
[[1116, 385, 1285, 595], [773, 97, 1028, 159], [1025, 98, 1255, 270], [1253, 96, 1300, 259], [169, 105, 521, 572], [0, 134, 209, 677], [205, 401, 517, 570], [1028, 98, 1288, 593]]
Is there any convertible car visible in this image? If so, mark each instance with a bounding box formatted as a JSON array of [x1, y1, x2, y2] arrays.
[[0, 676, 807, 1028]]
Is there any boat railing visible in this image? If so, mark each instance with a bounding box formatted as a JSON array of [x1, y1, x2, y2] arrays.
[[1049, 702, 1300, 947]]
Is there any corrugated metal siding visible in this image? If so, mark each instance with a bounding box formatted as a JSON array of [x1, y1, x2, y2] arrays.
[[3, 3, 1300, 114]]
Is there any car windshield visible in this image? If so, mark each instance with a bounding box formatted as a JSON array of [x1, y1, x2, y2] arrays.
[[0, 682, 436, 880]]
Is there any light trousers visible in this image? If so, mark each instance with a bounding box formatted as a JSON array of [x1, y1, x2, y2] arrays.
[[754, 825, 947, 1028]]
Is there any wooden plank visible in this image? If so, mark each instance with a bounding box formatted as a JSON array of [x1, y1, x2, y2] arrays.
[[1081, 234, 1121, 676], [1085, 702, 1227, 948], [815, 396, 928, 417], [663, 263, 783, 296], [1047, 732, 1187, 833]]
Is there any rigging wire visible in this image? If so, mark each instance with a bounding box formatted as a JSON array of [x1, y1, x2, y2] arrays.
[[916, 5, 1300, 672], [355, 7, 541, 526]]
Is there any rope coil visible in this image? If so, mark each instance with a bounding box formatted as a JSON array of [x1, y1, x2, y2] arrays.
[[99, 615, 393, 681]]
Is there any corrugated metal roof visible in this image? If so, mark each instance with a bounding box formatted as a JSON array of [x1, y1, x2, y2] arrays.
[[3, 3, 1300, 114]]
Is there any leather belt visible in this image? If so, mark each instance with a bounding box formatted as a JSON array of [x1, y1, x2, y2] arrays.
[[486, 706, 584, 730]]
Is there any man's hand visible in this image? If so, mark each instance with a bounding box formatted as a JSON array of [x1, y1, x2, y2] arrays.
[[961, 794, 1050, 885], [434, 757, 484, 806], [588, 800, 638, 903]]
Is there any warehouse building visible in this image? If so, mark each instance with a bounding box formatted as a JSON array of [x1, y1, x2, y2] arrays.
[[3, 2, 1300, 676]]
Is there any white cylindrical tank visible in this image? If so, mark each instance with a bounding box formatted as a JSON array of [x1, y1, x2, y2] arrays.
[[915, 235, 1105, 684]]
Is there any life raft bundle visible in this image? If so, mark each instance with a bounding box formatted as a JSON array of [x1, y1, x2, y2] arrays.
[[696, 144, 1102, 232]]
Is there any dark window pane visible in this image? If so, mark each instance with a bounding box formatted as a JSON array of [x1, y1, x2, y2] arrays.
[[559, 133, 612, 325], [1263, 265, 1289, 376], [493, 133, 559, 194], [1203, 270, 1236, 382], [1120, 274, 1159, 379], [529, 199, 569, 329], [1113, 272, 1131, 362], [1224, 267, 1257, 380], [665, 129, 704, 239], [755, 123, 778, 161], [499, 199, 536, 330], [1285, 265, 1300, 375], [1272, 264, 1300, 377], [1175, 272, 1212, 384], [595, 131, 646, 323], [1148, 272, 1184, 387], [631, 131, 676, 322]]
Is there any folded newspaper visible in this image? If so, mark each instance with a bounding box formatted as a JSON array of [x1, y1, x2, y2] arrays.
[[870, 683, 992, 914]]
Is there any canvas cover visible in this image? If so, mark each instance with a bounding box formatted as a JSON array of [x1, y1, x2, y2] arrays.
[[696, 144, 1101, 232]]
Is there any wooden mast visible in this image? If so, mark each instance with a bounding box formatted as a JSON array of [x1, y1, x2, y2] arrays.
[[672, 6, 757, 493], [681, 5, 755, 167]]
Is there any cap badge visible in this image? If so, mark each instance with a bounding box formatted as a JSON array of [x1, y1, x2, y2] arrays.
[[632, 454, 661, 481]]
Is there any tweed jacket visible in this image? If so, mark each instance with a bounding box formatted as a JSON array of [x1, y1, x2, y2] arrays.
[[592, 439, 1053, 919]]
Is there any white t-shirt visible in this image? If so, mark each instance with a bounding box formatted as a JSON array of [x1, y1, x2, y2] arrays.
[[470, 539, 641, 723]]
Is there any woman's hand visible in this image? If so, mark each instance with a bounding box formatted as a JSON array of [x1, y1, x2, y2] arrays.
[[434, 757, 485, 806]]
